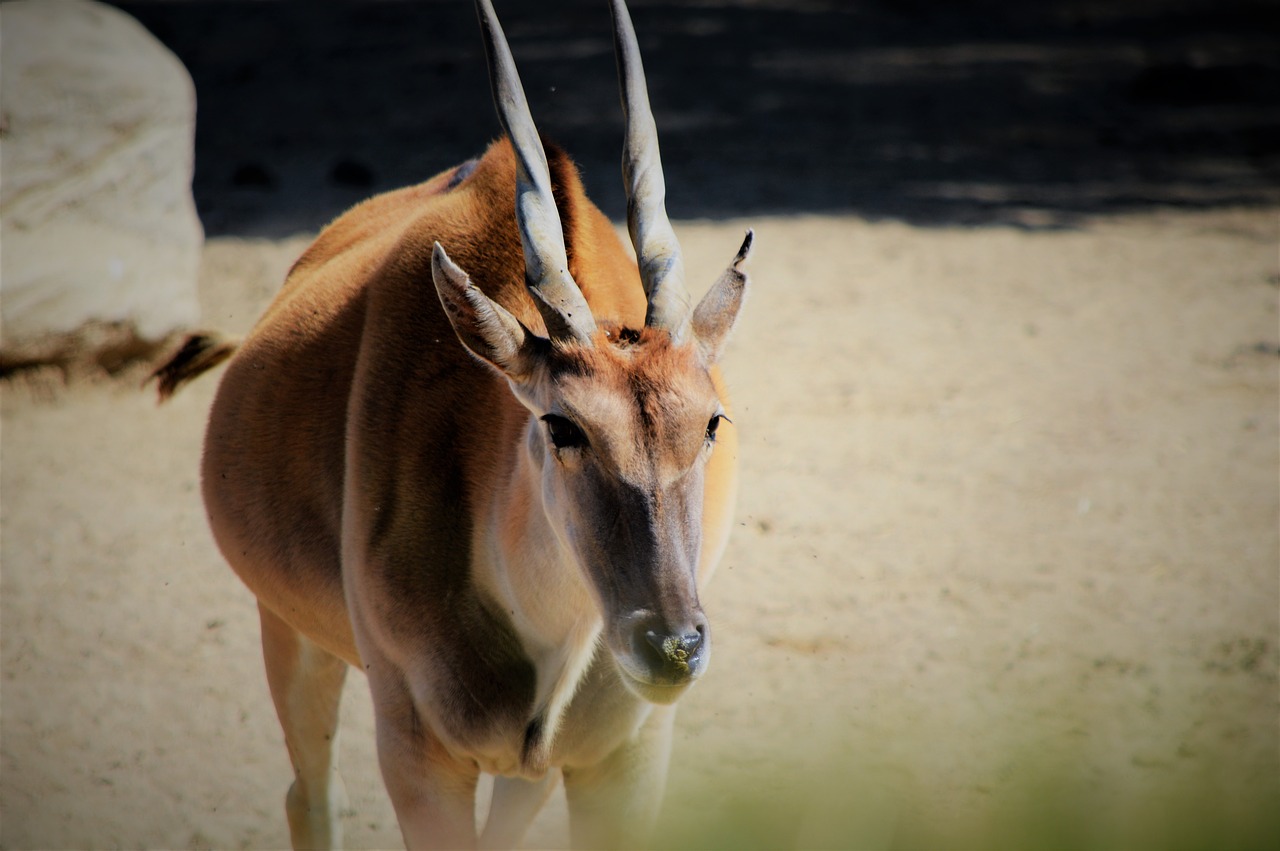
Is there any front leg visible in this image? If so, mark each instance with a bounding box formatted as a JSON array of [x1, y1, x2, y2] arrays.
[[479, 773, 561, 850], [562, 705, 676, 850], [366, 665, 480, 849]]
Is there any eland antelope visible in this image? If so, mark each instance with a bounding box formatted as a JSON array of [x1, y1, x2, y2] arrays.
[[153, 0, 751, 847]]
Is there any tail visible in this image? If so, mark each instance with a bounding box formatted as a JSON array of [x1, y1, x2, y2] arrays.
[[147, 332, 240, 402]]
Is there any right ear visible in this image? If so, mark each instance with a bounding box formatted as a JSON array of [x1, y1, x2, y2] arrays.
[[432, 242, 545, 380]]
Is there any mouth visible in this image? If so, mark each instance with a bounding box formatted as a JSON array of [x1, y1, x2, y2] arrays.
[[615, 665, 697, 705]]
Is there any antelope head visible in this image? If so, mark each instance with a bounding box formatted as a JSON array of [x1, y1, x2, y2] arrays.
[[433, 0, 751, 704]]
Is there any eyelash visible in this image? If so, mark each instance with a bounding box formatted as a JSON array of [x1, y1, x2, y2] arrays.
[[705, 415, 723, 443]]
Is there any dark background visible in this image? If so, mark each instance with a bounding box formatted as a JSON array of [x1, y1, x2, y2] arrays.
[[110, 0, 1279, 236]]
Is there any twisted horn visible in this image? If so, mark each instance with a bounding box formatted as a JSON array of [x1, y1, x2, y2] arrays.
[[476, 0, 596, 345], [610, 0, 690, 341]]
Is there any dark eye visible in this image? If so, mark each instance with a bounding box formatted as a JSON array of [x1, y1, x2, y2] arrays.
[[706, 414, 726, 443], [542, 415, 588, 450]]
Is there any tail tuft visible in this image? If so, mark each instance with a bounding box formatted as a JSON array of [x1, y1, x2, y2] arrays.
[[147, 332, 239, 402]]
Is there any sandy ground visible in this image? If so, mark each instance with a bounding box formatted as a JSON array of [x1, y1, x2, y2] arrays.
[[2, 207, 1277, 849]]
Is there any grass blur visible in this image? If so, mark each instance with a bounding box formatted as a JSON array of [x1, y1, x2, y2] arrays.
[[654, 751, 1279, 850]]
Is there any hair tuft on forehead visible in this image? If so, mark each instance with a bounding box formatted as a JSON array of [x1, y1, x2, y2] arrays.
[[548, 323, 698, 379]]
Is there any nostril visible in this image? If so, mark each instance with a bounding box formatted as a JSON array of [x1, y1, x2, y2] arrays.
[[681, 627, 703, 657], [642, 626, 703, 668]]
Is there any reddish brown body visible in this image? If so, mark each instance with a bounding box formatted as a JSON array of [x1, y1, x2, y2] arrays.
[[156, 2, 751, 847]]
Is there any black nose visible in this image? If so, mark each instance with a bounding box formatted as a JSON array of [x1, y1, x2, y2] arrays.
[[638, 623, 704, 671]]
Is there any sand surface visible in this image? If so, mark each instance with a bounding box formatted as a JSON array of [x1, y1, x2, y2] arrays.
[[3, 208, 1277, 848]]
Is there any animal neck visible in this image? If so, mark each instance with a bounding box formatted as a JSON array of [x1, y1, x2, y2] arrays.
[[471, 416, 602, 770]]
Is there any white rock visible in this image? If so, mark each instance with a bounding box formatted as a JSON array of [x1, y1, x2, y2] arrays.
[[0, 0, 202, 366]]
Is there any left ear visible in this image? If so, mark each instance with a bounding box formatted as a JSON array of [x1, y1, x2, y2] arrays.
[[432, 242, 545, 381], [690, 229, 752, 365]]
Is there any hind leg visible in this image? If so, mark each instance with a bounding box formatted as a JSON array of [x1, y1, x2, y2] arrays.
[[260, 603, 350, 850]]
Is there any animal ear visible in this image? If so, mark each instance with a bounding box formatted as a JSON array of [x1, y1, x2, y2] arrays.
[[432, 242, 544, 379], [690, 230, 752, 364]]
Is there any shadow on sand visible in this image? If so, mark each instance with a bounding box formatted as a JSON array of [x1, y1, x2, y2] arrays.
[[113, 0, 1279, 236]]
